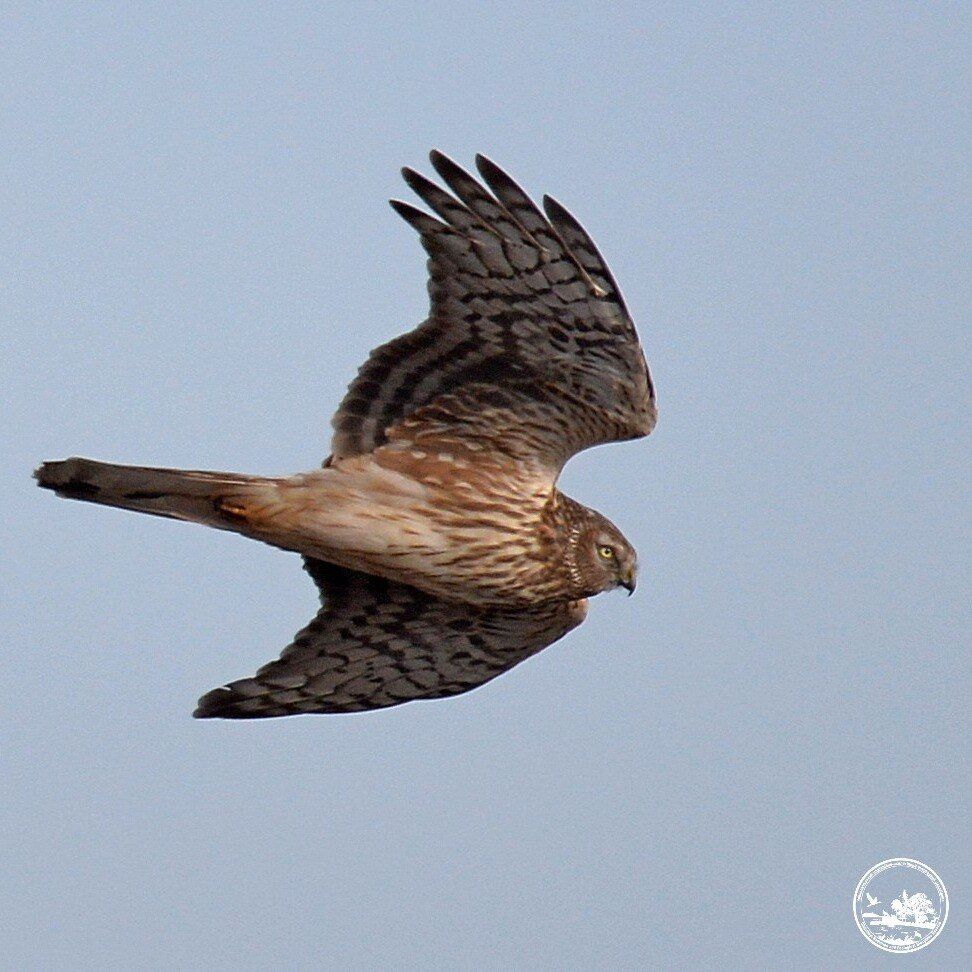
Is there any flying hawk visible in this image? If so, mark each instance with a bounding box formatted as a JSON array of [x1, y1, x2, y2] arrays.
[[36, 151, 656, 718]]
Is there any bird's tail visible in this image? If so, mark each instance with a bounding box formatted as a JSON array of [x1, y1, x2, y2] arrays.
[[34, 457, 278, 534]]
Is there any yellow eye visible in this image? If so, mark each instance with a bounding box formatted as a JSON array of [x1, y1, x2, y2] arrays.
[[598, 545, 615, 560]]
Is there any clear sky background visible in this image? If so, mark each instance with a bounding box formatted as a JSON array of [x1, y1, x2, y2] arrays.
[[3, 3, 968, 969]]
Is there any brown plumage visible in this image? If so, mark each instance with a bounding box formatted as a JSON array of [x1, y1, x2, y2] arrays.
[[35, 151, 656, 718]]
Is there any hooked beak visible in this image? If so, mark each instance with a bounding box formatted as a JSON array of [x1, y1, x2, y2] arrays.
[[619, 569, 636, 596]]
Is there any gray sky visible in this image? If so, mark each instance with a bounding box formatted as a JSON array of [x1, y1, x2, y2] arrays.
[[3, 3, 968, 969]]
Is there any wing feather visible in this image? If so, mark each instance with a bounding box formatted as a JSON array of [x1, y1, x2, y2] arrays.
[[331, 152, 656, 468], [193, 560, 585, 718]]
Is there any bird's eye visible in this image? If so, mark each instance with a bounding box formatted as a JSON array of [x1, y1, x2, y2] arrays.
[[598, 545, 615, 560]]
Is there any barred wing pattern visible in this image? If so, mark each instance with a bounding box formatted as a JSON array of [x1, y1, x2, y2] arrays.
[[193, 559, 586, 718], [331, 152, 656, 471]]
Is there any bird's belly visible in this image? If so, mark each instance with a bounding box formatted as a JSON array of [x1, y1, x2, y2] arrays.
[[264, 458, 560, 605]]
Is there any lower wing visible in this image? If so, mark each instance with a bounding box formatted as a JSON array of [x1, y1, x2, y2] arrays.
[[194, 558, 587, 718]]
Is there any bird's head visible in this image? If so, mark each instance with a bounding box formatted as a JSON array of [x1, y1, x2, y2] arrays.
[[565, 507, 638, 598]]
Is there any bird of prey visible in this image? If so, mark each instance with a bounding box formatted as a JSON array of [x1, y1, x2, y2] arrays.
[[36, 151, 657, 718]]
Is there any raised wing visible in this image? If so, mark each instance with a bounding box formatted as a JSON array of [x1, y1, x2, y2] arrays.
[[330, 152, 656, 471], [193, 558, 586, 718]]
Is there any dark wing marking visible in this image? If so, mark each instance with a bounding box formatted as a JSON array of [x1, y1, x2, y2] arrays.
[[193, 559, 586, 719], [330, 152, 656, 469]]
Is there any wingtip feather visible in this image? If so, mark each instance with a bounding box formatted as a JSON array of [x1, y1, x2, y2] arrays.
[[541, 193, 568, 222], [389, 198, 450, 234]]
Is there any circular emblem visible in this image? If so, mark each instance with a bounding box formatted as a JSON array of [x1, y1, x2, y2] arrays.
[[853, 858, 948, 953]]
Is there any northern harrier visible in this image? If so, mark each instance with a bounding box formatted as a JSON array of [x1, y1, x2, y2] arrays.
[[36, 151, 657, 718]]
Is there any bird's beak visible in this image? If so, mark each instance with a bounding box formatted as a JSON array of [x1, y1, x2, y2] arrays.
[[620, 569, 636, 596]]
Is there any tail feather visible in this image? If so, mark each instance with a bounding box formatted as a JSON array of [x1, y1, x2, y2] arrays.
[[35, 457, 273, 532]]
